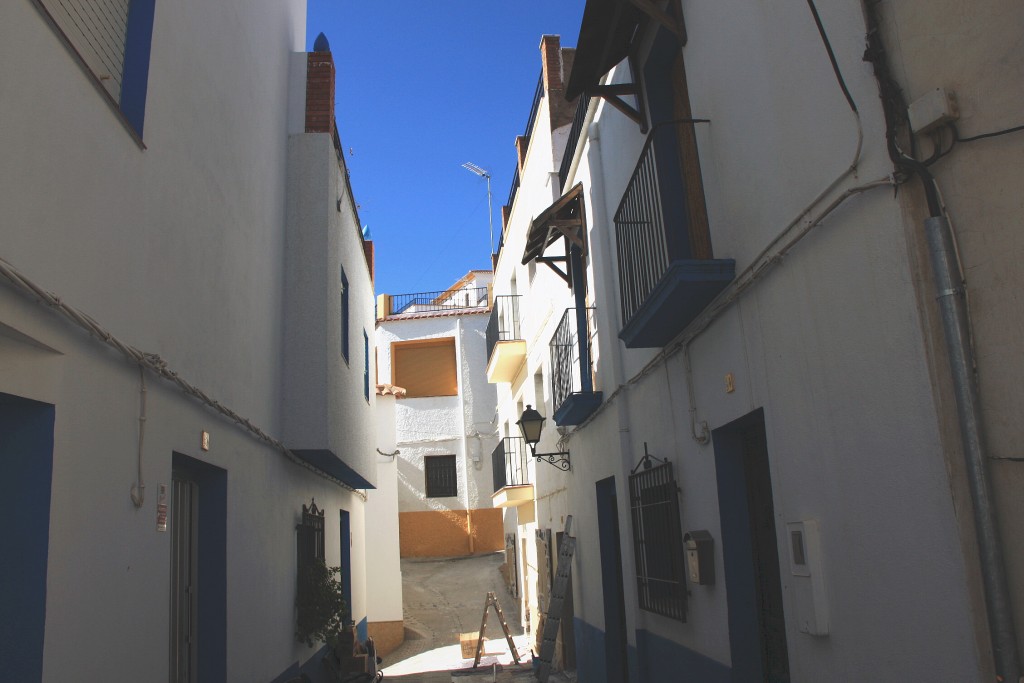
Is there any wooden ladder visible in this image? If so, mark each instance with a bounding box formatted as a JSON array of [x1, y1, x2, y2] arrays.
[[472, 591, 521, 668], [535, 516, 576, 682]]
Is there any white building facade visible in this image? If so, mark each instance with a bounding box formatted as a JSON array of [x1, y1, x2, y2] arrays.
[[374, 272, 505, 559], [489, 2, 1023, 680], [0, 3, 379, 681]]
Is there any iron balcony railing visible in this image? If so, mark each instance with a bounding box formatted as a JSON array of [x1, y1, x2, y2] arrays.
[[614, 121, 713, 328], [486, 295, 522, 360], [558, 93, 592, 191], [499, 72, 545, 253], [550, 307, 597, 415], [492, 437, 530, 493], [386, 287, 488, 316]]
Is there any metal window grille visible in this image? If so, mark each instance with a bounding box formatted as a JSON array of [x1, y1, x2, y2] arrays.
[[628, 462, 687, 621], [425, 454, 458, 498], [296, 500, 325, 569]]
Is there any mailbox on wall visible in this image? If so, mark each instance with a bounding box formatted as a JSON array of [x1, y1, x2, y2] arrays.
[[683, 530, 715, 585]]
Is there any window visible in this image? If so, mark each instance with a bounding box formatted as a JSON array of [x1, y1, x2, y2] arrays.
[[341, 268, 350, 363], [363, 330, 369, 401], [629, 461, 687, 621], [391, 338, 458, 398], [296, 500, 325, 569], [424, 455, 457, 498], [35, 0, 156, 137]]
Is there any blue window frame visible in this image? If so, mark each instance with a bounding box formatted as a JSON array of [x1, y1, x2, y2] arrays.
[[120, 0, 157, 137], [35, 0, 155, 139], [363, 330, 370, 401], [341, 267, 350, 363]]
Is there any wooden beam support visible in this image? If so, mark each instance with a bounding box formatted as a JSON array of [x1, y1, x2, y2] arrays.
[[537, 257, 571, 285], [588, 86, 643, 127], [549, 222, 585, 251], [627, 0, 684, 39], [588, 83, 638, 97]]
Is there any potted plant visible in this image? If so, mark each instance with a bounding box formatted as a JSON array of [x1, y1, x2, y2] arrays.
[[295, 558, 349, 650]]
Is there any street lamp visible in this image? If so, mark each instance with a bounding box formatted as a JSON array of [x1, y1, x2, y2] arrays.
[[516, 405, 570, 471], [461, 162, 494, 257]]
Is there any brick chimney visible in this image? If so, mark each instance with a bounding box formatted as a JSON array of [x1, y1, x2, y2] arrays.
[[305, 32, 335, 133], [540, 35, 578, 130]]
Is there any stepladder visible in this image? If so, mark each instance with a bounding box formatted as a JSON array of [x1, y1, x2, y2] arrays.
[[535, 516, 576, 682], [472, 591, 521, 668]]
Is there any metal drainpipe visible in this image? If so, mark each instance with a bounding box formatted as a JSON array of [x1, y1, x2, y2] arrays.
[[587, 119, 638, 471], [925, 215, 1021, 682]]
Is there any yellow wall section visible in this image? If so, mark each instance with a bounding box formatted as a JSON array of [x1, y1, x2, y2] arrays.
[[368, 620, 404, 657], [399, 508, 504, 557]]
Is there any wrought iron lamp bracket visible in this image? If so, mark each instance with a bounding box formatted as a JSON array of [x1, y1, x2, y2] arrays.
[[533, 450, 571, 471]]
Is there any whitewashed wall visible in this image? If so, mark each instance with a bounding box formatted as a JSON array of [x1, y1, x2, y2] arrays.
[[375, 312, 499, 513], [0, 1, 379, 681], [491, 4, 986, 679]]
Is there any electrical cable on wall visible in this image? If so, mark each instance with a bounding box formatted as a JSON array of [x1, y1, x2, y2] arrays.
[[130, 364, 147, 508], [0, 255, 367, 500]]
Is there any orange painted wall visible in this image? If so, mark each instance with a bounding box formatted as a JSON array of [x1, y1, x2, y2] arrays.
[[399, 508, 504, 557]]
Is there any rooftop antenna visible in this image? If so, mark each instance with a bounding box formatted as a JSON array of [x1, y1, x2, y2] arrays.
[[461, 162, 494, 257]]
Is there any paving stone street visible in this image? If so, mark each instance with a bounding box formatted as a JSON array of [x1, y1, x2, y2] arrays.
[[381, 553, 575, 683]]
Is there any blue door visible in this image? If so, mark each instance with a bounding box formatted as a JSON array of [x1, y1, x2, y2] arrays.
[[714, 410, 790, 683], [0, 392, 55, 682], [596, 476, 629, 683]]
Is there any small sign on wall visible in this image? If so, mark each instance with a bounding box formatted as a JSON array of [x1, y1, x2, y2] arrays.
[[156, 483, 168, 532]]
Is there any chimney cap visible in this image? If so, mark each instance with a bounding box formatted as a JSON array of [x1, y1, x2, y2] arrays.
[[313, 32, 331, 52]]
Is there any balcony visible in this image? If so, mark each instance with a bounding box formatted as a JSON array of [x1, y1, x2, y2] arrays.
[[550, 308, 603, 426], [491, 437, 534, 508], [378, 286, 489, 318], [615, 124, 735, 348], [485, 295, 526, 383]]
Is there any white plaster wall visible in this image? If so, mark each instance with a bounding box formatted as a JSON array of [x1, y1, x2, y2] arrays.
[[366, 396, 404, 621], [876, 0, 1024, 664], [375, 312, 498, 513], [489, 2, 985, 678], [0, 0, 305, 432], [0, 295, 369, 682], [283, 132, 377, 485], [0, 2, 381, 680]]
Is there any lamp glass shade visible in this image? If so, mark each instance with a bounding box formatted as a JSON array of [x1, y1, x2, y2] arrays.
[[517, 405, 545, 445]]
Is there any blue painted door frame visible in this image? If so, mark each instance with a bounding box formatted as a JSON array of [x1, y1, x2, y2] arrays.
[[0, 392, 55, 682], [596, 476, 630, 683], [713, 410, 791, 683], [171, 453, 227, 683]]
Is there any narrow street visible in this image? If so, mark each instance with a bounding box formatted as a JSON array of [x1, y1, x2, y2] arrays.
[[382, 553, 575, 683]]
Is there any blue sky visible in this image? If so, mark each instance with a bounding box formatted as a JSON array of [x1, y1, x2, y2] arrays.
[[305, 2, 586, 297]]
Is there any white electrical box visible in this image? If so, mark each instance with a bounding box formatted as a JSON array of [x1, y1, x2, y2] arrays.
[[786, 519, 829, 636], [908, 88, 959, 134]]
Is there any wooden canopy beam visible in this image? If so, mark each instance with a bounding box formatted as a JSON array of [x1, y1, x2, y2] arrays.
[[588, 84, 643, 126], [627, 0, 685, 40]]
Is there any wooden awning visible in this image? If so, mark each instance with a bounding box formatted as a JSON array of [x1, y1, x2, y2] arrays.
[[565, 0, 686, 105], [522, 184, 587, 278], [565, 0, 643, 101]]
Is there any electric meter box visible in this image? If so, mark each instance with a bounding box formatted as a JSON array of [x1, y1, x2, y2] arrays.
[[786, 519, 829, 636], [683, 530, 715, 585]]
